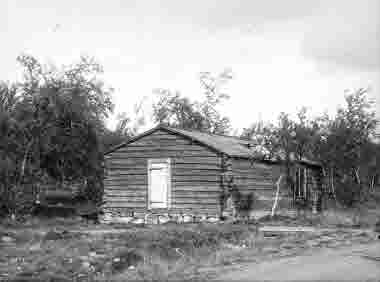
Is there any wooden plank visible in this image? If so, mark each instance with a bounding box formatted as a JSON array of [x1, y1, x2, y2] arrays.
[[107, 172, 147, 178], [234, 174, 276, 180], [232, 168, 274, 175], [148, 132, 183, 139], [106, 159, 148, 166], [173, 186, 220, 192], [173, 169, 220, 176], [174, 181, 220, 187], [107, 164, 221, 171], [104, 196, 146, 201], [237, 182, 275, 188], [110, 151, 217, 158], [238, 184, 276, 189], [108, 156, 219, 164], [234, 179, 276, 184], [106, 165, 147, 170], [130, 140, 192, 147], [107, 169, 147, 176], [173, 191, 220, 198], [173, 199, 219, 205], [173, 163, 220, 170], [105, 185, 147, 190], [105, 175, 147, 181], [172, 203, 220, 209], [104, 190, 147, 197], [104, 182, 221, 192], [118, 144, 211, 152], [105, 181, 147, 186], [172, 175, 220, 182], [104, 202, 147, 208]]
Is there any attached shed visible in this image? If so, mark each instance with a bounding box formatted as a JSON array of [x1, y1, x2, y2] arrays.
[[103, 126, 323, 220]]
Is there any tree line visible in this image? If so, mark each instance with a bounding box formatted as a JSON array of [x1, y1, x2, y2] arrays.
[[0, 55, 379, 216]]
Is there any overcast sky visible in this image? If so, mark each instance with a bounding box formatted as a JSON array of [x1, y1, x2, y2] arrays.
[[1, 0, 379, 133]]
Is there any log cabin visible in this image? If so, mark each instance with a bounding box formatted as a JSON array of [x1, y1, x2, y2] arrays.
[[103, 125, 323, 222]]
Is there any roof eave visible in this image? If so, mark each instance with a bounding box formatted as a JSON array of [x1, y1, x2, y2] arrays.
[[104, 125, 227, 157]]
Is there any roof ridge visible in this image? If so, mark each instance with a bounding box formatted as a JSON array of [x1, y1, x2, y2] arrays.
[[164, 125, 249, 142]]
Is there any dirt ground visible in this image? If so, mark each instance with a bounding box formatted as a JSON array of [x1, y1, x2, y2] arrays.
[[218, 241, 380, 281], [0, 214, 379, 281]]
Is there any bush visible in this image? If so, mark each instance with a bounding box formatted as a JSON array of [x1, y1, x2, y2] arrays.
[[232, 190, 257, 213], [335, 178, 362, 207]]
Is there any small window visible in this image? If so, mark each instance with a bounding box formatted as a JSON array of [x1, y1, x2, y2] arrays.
[[148, 159, 171, 209]]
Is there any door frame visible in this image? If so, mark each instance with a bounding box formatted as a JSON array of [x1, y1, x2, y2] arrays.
[[147, 158, 171, 210]]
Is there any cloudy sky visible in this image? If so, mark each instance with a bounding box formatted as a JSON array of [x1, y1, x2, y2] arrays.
[[1, 0, 379, 133]]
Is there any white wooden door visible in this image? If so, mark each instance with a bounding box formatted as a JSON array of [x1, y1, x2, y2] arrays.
[[148, 160, 170, 209]]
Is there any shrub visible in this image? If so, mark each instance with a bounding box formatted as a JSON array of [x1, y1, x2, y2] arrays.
[[232, 190, 257, 213], [335, 178, 361, 207]]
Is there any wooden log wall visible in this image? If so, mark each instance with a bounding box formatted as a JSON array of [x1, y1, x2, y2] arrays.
[[231, 158, 289, 211], [104, 129, 222, 215]]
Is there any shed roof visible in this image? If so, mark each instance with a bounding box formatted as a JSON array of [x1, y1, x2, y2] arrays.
[[107, 125, 321, 167]]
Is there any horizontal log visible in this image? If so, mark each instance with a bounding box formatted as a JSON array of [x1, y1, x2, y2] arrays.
[[173, 198, 219, 205], [107, 169, 147, 175], [132, 139, 192, 146], [173, 186, 221, 192], [173, 163, 220, 170], [107, 172, 147, 178], [237, 186, 275, 191], [172, 192, 220, 198], [107, 164, 222, 171], [110, 151, 217, 158], [173, 169, 220, 176], [105, 175, 147, 181], [235, 184, 275, 190], [236, 182, 275, 187], [104, 202, 147, 208], [118, 144, 212, 152], [174, 181, 220, 187], [104, 196, 146, 201], [107, 168, 221, 176], [234, 180, 276, 186], [171, 203, 220, 209], [106, 165, 147, 170], [104, 190, 147, 197], [106, 175, 219, 182], [232, 168, 274, 175], [104, 182, 148, 188], [233, 175, 277, 181], [104, 185, 147, 191], [108, 156, 219, 164], [148, 132, 183, 139], [173, 175, 220, 182], [105, 185, 220, 193], [106, 159, 149, 166]]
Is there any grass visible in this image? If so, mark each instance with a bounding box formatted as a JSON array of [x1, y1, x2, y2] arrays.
[[0, 215, 377, 282], [0, 221, 259, 281]]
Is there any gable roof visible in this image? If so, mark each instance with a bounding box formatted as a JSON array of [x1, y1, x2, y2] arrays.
[[166, 127, 257, 158], [106, 125, 321, 167]]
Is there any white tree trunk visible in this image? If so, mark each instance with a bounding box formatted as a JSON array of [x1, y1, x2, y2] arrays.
[[271, 175, 284, 217]]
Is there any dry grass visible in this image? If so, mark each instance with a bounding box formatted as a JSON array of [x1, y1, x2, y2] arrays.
[[0, 222, 259, 281], [2, 193, 380, 282], [0, 216, 377, 282]]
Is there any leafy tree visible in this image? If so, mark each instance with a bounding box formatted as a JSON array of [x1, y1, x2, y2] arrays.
[[313, 89, 378, 205], [152, 69, 232, 134], [0, 54, 115, 213]]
